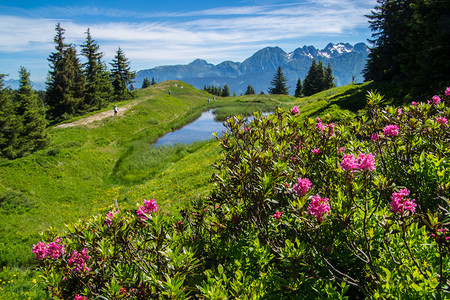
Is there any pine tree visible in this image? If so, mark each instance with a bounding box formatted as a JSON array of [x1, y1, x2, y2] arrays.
[[244, 85, 255, 95], [268, 66, 289, 95], [13, 67, 48, 158], [151, 77, 156, 85], [294, 77, 303, 97], [303, 59, 326, 96], [142, 78, 151, 89], [222, 84, 230, 97], [0, 74, 17, 158], [324, 63, 335, 90], [46, 23, 85, 121], [80, 28, 112, 111], [110, 47, 136, 100]]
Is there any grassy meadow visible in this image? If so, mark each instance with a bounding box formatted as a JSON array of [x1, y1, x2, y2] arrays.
[[0, 80, 388, 298]]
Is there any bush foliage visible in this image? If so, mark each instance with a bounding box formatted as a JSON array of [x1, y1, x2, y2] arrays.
[[33, 88, 450, 299]]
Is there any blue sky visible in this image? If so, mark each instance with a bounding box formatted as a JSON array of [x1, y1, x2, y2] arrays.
[[0, 0, 377, 84]]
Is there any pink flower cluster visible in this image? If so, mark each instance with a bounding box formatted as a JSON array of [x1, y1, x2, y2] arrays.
[[137, 199, 159, 220], [293, 177, 312, 196], [383, 124, 399, 137], [446, 87, 450, 96], [105, 210, 117, 226], [291, 106, 299, 114], [68, 248, 91, 273], [390, 188, 417, 215], [32, 238, 65, 260], [74, 295, 86, 300], [428, 95, 441, 105], [436, 117, 448, 125], [431, 227, 450, 241], [312, 148, 321, 155], [340, 153, 376, 172], [273, 211, 283, 219], [307, 194, 331, 222], [315, 118, 335, 136]]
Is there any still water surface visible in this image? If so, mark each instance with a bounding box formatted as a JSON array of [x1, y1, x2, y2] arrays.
[[153, 110, 225, 147]]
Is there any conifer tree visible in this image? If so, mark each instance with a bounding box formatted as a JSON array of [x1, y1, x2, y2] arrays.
[[46, 23, 85, 121], [142, 78, 151, 89], [244, 84, 255, 95], [222, 84, 230, 97], [13, 67, 48, 158], [80, 29, 112, 111], [294, 77, 303, 98], [110, 47, 136, 100], [324, 62, 335, 90], [268, 66, 289, 95], [303, 59, 326, 96], [0, 74, 17, 158], [151, 77, 156, 85]]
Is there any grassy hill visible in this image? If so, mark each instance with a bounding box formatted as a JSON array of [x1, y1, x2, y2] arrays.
[[0, 80, 399, 297]]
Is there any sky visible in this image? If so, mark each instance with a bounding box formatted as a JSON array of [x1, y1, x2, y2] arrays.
[[0, 0, 378, 84]]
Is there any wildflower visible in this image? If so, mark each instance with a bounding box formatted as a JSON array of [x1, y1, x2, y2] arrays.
[[432, 95, 441, 105], [312, 148, 320, 155], [446, 87, 450, 96], [390, 188, 417, 215], [397, 108, 402, 115], [340, 154, 358, 172], [338, 146, 345, 154], [315, 121, 327, 132], [371, 133, 379, 142], [357, 153, 376, 171], [105, 211, 116, 226], [32, 242, 47, 261], [273, 211, 283, 219], [307, 194, 331, 222], [137, 199, 159, 220], [46, 238, 65, 259], [74, 295, 86, 300], [291, 106, 299, 114], [68, 248, 91, 273], [436, 117, 448, 125], [411, 101, 419, 106], [293, 177, 312, 196], [383, 124, 399, 137]]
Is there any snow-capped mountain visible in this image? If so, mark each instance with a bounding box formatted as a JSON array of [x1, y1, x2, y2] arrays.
[[136, 42, 369, 95]]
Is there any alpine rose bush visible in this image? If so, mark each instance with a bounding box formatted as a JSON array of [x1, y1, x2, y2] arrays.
[[307, 194, 331, 222]]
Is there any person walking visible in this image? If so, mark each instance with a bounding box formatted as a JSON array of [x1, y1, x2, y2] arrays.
[[114, 105, 118, 116]]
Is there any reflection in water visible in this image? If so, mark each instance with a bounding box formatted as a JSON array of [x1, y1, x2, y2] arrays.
[[153, 110, 226, 147]]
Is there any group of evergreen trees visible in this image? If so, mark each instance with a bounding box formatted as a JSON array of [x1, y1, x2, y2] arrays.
[[202, 84, 231, 97], [364, 0, 450, 96], [268, 60, 335, 97], [46, 23, 135, 122], [0, 70, 47, 159], [141, 77, 156, 89]]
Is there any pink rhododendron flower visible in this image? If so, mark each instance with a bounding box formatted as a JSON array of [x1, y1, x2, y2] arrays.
[[432, 95, 441, 105], [340, 154, 358, 171], [137, 199, 159, 220], [437, 117, 448, 125], [446, 87, 450, 96], [291, 106, 299, 114], [32, 238, 65, 260], [411, 101, 419, 106], [293, 177, 312, 196], [273, 211, 283, 219], [74, 295, 86, 300], [315, 121, 327, 132], [68, 248, 91, 273], [105, 211, 116, 226], [312, 148, 320, 155], [383, 124, 399, 137], [397, 108, 402, 115], [357, 153, 376, 171], [390, 188, 417, 215], [307, 194, 331, 222], [338, 146, 345, 154], [371, 133, 379, 142]]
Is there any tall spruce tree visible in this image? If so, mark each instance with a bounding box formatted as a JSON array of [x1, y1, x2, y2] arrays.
[[110, 47, 136, 100], [80, 29, 112, 111], [141, 78, 151, 89], [324, 63, 335, 90], [151, 77, 156, 85], [244, 84, 255, 95], [303, 59, 326, 96], [0, 74, 17, 158], [268, 66, 289, 95], [222, 84, 231, 97], [46, 23, 85, 121], [294, 77, 303, 98], [13, 67, 48, 158]]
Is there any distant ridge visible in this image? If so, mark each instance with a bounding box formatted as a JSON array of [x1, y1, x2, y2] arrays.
[[136, 42, 369, 95]]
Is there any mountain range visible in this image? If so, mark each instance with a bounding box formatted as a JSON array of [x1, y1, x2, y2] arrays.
[[136, 42, 369, 95]]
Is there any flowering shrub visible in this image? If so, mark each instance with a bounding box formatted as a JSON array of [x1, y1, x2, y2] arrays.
[[33, 87, 450, 298]]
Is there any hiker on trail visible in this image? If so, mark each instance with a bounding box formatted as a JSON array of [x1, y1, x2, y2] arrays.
[[168, 90, 171, 95], [208, 99, 210, 103], [114, 105, 118, 116]]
